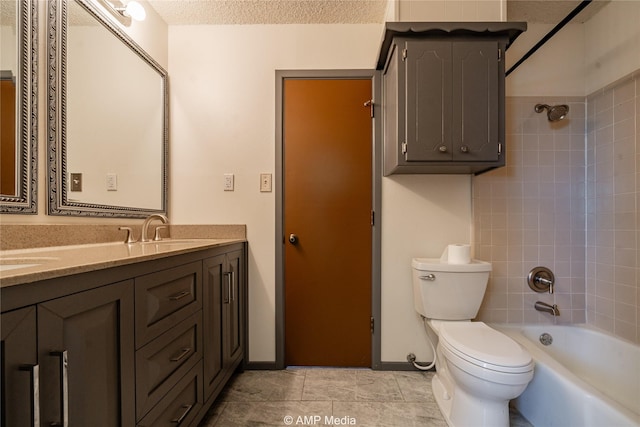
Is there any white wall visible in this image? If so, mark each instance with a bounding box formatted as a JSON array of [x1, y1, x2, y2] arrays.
[[506, 0, 640, 98], [396, 0, 505, 21], [506, 22, 585, 96], [584, 0, 640, 94], [67, 25, 162, 209], [167, 23, 476, 363], [168, 24, 384, 362], [381, 175, 471, 362], [1, 23, 17, 72]]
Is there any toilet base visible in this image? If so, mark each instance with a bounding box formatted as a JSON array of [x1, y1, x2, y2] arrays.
[[432, 373, 454, 427], [432, 372, 511, 427]]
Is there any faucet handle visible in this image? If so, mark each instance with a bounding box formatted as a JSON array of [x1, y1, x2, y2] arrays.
[[153, 225, 168, 241], [119, 226, 137, 244]]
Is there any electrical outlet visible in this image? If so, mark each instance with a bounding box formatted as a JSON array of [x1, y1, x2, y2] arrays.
[[106, 173, 117, 191], [224, 173, 234, 191], [260, 173, 272, 192]]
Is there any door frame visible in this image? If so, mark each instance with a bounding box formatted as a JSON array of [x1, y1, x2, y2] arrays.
[[275, 69, 382, 369]]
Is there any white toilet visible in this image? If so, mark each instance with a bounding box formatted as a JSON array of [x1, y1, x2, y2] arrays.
[[412, 257, 534, 427]]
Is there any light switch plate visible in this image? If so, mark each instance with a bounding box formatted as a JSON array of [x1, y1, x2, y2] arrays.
[[70, 173, 82, 192], [260, 173, 272, 192], [106, 173, 117, 191], [224, 173, 234, 191]]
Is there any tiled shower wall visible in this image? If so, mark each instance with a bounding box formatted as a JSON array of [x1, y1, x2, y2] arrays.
[[586, 72, 639, 343], [473, 70, 640, 344], [472, 96, 587, 325]]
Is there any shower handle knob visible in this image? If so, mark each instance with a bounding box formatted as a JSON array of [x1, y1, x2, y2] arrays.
[[460, 145, 469, 153]]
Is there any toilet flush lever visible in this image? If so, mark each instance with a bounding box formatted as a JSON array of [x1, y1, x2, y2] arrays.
[[420, 274, 436, 281]]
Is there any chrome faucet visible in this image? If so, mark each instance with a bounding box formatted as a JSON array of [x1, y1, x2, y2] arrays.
[[140, 214, 169, 242], [534, 301, 560, 317]]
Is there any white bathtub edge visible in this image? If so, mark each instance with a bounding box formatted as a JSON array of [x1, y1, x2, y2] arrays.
[[492, 324, 640, 427]]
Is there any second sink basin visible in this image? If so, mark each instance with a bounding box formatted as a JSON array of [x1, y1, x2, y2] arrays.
[[0, 256, 59, 272], [138, 239, 207, 245]]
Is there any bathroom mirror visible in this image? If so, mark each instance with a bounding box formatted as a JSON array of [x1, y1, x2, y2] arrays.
[[0, 0, 37, 214], [47, 0, 168, 218]]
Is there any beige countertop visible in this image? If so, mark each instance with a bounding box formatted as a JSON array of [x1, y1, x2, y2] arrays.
[[0, 238, 245, 288]]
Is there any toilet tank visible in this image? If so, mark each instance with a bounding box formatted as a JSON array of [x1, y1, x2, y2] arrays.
[[412, 258, 491, 320]]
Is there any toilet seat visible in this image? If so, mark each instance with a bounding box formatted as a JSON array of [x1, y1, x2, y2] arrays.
[[439, 322, 533, 374]]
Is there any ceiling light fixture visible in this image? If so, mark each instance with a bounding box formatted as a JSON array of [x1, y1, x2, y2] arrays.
[[103, 0, 146, 22]]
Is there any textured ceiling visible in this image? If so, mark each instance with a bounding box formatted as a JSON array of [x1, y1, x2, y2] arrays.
[[147, 0, 389, 25], [146, 0, 611, 25], [507, 0, 610, 24]]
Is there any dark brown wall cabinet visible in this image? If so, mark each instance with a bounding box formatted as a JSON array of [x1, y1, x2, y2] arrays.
[[1, 242, 247, 427], [377, 22, 526, 175]]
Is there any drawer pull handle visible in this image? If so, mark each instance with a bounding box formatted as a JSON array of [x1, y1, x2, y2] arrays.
[[171, 404, 193, 424], [168, 290, 190, 301], [170, 347, 191, 362]]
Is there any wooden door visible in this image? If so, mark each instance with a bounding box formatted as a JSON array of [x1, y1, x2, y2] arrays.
[[1, 79, 16, 195], [283, 78, 372, 367]]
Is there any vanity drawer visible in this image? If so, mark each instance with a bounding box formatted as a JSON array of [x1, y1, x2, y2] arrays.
[[136, 312, 202, 420], [137, 361, 203, 427], [135, 261, 202, 346]]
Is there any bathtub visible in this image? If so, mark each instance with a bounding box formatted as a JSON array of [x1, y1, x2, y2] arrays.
[[494, 324, 640, 427]]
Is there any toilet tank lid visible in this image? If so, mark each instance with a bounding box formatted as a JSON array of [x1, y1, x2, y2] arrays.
[[412, 258, 492, 272]]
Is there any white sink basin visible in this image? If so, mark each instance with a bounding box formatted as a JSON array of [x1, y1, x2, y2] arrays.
[[0, 256, 58, 272]]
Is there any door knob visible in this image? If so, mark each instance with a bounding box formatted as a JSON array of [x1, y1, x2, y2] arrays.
[[288, 234, 298, 245]]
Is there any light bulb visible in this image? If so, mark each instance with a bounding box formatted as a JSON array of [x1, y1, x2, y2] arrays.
[[124, 1, 146, 21]]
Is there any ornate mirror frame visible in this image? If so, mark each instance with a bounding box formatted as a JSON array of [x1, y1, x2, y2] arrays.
[[0, 0, 38, 214], [47, 0, 168, 218]]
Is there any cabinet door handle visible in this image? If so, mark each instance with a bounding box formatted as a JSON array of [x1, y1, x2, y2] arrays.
[[20, 364, 41, 427], [169, 347, 191, 362], [224, 272, 232, 304], [50, 351, 69, 427], [230, 271, 235, 302], [460, 145, 469, 153], [171, 404, 193, 424], [438, 145, 448, 153], [168, 290, 190, 301]]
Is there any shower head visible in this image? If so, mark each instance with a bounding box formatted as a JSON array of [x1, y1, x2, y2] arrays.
[[535, 104, 569, 122]]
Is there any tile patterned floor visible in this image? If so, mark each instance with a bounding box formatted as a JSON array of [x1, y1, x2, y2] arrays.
[[198, 368, 534, 427]]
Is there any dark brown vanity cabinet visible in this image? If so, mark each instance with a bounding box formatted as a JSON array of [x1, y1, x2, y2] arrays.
[[377, 22, 526, 175], [1, 281, 135, 427], [1, 241, 247, 427], [203, 245, 246, 403]]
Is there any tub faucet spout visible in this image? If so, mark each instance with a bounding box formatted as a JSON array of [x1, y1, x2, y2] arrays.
[[534, 301, 560, 317]]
